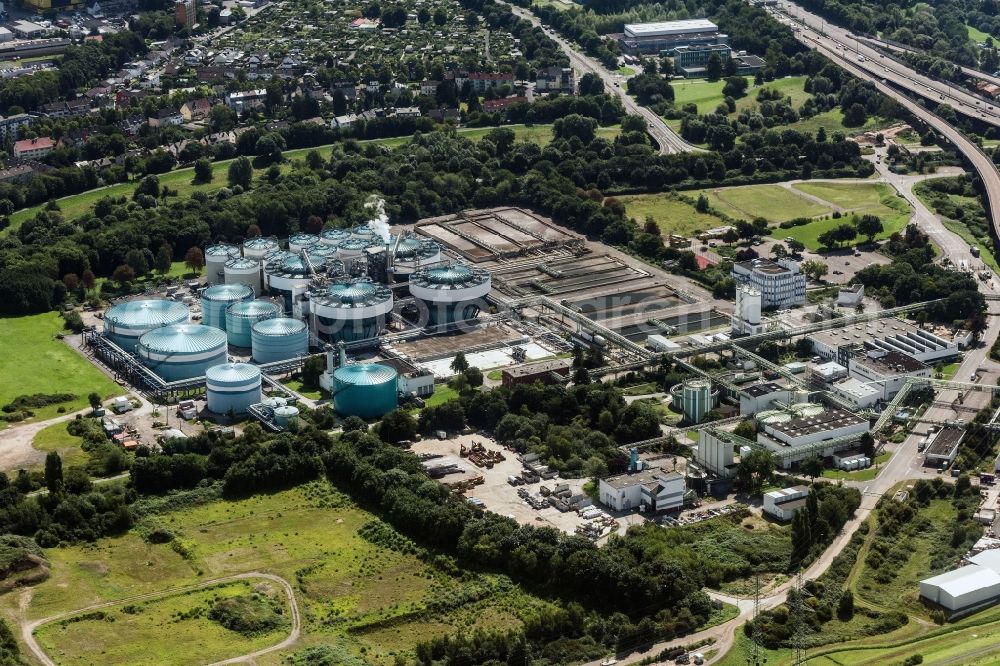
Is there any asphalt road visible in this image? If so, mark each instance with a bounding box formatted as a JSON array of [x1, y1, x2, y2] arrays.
[[503, 3, 697, 154], [859, 37, 1000, 91]]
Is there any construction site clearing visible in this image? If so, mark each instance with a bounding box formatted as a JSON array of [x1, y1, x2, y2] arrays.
[[410, 433, 619, 540]]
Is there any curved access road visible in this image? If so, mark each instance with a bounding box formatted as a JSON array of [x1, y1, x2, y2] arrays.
[[503, 2, 698, 154], [20, 572, 300, 666]]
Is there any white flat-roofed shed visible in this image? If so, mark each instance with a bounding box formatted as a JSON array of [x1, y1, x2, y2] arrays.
[[624, 19, 718, 38]]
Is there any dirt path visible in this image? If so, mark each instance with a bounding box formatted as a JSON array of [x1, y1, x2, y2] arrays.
[[0, 408, 92, 472], [20, 571, 300, 666]]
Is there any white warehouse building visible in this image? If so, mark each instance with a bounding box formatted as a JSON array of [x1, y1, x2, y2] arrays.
[[848, 349, 931, 401], [732, 258, 806, 308], [812, 319, 958, 365], [921, 550, 1000, 615], [599, 467, 685, 513]]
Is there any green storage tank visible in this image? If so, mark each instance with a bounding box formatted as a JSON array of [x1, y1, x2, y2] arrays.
[[225, 300, 280, 347], [333, 363, 398, 419]]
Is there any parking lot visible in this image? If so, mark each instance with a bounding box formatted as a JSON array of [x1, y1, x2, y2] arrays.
[[411, 433, 620, 539]]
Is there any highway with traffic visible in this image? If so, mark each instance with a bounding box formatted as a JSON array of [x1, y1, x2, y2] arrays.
[[504, 2, 698, 154], [768, 0, 1000, 238]]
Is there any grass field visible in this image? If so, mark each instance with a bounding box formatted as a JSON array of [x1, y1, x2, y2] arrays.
[[670, 76, 811, 116], [31, 421, 88, 469], [279, 377, 326, 400], [968, 24, 992, 43], [0, 313, 120, 422], [618, 191, 723, 236], [779, 182, 911, 249], [35, 578, 290, 666], [424, 385, 459, 407], [7, 483, 551, 665], [690, 184, 832, 222], [6, 124, 620, 235]]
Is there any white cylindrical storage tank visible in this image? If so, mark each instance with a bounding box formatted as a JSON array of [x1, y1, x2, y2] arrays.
[[288, 233, 320, 253], [310, 278, 393, 343], [409, 262, 492, 327], [137, 324, 228, 381], [206, 362, 262, 415], [242, 237, 279, 260], [103, 299, 189, 352], [225, 300, 281, 347], [201, 283, 254, 331], [264, 252, 313, 313], [319, 228, 350, 247], [392, 235, 442, 277], [351, 223, 376, 240], [336, 237, 381, 259], [224, 257, 262, 294], [205, 244, 240, 284], [251, 317, 309, 363]]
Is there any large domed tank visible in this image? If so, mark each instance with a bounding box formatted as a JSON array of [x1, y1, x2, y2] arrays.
[[392, 234, 441, 277], [274, 405, 300, 428], [333, 363, 398, 419], [251, 317, 309, 363], [264, 252, 314, 313], [319, 228, 350, 247], [242, 237, 279, 260], [310, 278, 393, 343], [757, 410, 792, 425], [792, 403, 825, 418], [409, 262, 491, 326], [224, 257, 261, 294], [288, 233, 320, 253], [137, 324, 228, 381], [103, 299, 189, 352], [205, 243, 240, 284], [336, 237, 381, 259], [350, 223, 377, 240], [225, 300, 281, 347], [206, 362, 262, 415], [201, 283, 254, 331]]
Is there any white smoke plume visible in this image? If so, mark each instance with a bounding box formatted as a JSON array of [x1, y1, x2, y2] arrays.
[[365, 196, 391, 243]]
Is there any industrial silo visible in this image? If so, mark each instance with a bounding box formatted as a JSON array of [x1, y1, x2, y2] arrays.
[[137, 324, 228, 381], [319, 228, 350, 247], [205, 244, 240, 284], [391, 235, 441, 277], [251, 317, 309, 363], [310, 278, 393, 343], [409, 262, 492, 327], [333, 363, 398, 419], [225, 300, 281, 347], [206, 362, 262, 415], [201, 284, 254, 331], [242, 237, 279, 260], [224, 257, 262, 294], [264, 252, 315, 313], [103, 299, 189, 352], [288, 233, 320, 253], [680, 379, 716, 423]]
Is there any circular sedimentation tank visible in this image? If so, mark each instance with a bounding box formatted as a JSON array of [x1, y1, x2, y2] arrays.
[[408, 262, 492, 326], [225, 300, 281, 347], [242, 237, 279, 260], [205, 243, 240, 284], [206, 362, 262, 415], [288, 233, 320, 253], [223, 256, 261, 294], [201, 283, 254, 331], [251, 317, 309, 363], [392, 235, 441, 276], [333, 363, 398, 419], [137, 324, 228, 381], [103, 299, 189, 352], [310, 278, 393, 343], [319, 228, 350, 247]]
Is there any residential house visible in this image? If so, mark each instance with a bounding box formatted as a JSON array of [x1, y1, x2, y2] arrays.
[[148, 107, 184, 127], [14, 137, 54, 159], [180, 98, 213, 121], [483, 96, 528, 112], [0, 114, 31, 141], [535, 66, 575, 94], [40, 98, 91, 119]]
